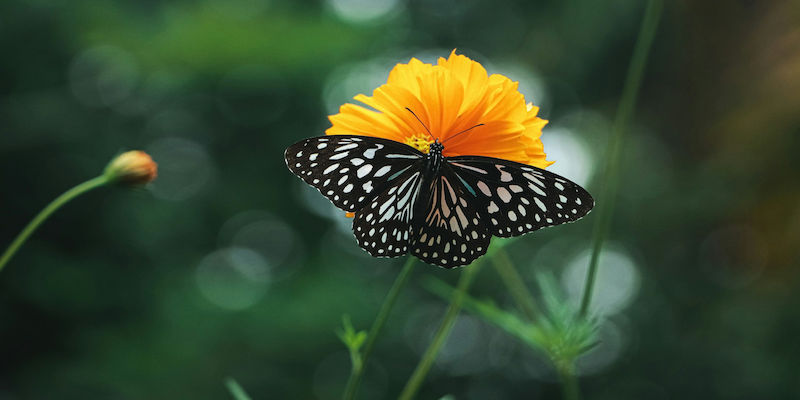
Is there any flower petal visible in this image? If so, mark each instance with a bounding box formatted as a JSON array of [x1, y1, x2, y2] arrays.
[[415, 67, 464, 141], [326, 51, 553, 167], [438, 50, 490, 115], [327, 104, 405, 141]]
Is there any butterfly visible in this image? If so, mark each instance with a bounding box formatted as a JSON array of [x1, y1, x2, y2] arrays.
[[285, 113, 594, 268]]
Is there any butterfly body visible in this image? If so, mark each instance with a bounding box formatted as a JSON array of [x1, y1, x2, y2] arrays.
[[285, 134, 594, 268], [413, 140, 445, 224], [423, 141, 445, 179]]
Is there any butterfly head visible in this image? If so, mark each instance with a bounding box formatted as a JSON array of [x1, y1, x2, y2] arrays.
[[429, 140, 444, 155]]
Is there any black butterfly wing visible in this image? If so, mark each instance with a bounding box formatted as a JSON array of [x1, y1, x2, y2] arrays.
[[352, 164, 424, 258], [285, 135, 424, 212], [447, 156, 594, 238], [409, 167, 491, 268]]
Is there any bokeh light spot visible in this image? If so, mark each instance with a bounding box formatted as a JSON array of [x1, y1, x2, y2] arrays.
[[540, 126, 594, 188], [322, 59, 393, 114], [436, 315, 487, 376], [146, 137, 215, 201], [218, 211, 304, 281], [327, 0, 403, 23], [195, 247, 270, 310], [562, 246, 641, 316], [69, 45, 139, 107], [576, 318, 627, 375]]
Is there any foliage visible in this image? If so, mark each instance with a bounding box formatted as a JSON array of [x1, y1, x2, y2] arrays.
[[425, 273, 598, 373]]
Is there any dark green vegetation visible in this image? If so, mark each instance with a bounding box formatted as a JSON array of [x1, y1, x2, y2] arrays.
[[2, 1, 799, 399]]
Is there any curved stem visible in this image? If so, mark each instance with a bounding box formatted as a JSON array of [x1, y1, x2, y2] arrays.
[[491, 247, 539, 320], [580, 0, 663, 316], [343, 257, 416, 400], [398, 262, 481, 400], [0, 176, 108, 273]]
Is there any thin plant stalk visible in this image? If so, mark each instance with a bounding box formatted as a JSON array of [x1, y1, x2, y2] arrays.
[[343, 257, 417, 400], [579, 0, 663, 316], [0, 176, 109, 273], [491, 247, 539, 320], [398, 262, 482, 400], [557, 363, 580, 400], [224, 378, 253, 400]]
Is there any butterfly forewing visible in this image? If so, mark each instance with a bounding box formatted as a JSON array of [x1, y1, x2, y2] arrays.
[[410, 168, 490, 267], [285, 135, 424, 212], [352, 165, 424, 258], [446, 156, 594, 237], [286, 134, 594, 268]]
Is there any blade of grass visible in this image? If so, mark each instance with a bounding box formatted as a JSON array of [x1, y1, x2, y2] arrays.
[[580, 0, 664, 316], [491, 247, 539, 320], [398, 260, 483, 400], [343, 256, 416, 400], [225, 378, 253, 400]]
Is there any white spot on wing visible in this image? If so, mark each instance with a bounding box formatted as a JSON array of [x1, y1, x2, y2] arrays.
[[535, 198, 547, 212], [323, 163, 339, 175], [477, 181, 491, 196], [357, 164, 373, 178], [497, 187, 512, 203]]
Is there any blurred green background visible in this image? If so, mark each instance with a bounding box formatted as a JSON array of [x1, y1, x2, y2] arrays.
[[2, 0, 800, 399]]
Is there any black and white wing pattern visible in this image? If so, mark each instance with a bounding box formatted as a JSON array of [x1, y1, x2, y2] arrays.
[[285, 135, 424, 212], [353, 165, 423, 257], [447, 156, 594, 237], [286, 134, 594, 268], [409, 168, 490, 267]]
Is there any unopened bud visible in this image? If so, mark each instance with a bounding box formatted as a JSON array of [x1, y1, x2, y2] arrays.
[[104, 151, 158, 185]]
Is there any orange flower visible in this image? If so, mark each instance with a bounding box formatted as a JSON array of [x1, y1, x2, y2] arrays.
[[104, 151, 158, 186], [326, 50, 553, 169]]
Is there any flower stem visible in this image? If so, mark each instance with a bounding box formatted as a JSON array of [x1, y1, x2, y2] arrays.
[[579, 0, 663, 317], [398, 262, 482, 400], [491, 247, 539, 320], [557, 363, 580, 400], [0, 176, 109, 273], [343, 256, 416, 400]]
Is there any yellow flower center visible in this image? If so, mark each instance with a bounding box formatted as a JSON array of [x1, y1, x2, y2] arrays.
[[405, 134, 433, 154]]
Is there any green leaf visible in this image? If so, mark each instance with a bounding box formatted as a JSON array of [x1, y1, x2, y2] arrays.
[[336, 314, 368, 371], [225, 378, 253, 400], [336, 314, 368, 352], [423, 273, 598, 367]]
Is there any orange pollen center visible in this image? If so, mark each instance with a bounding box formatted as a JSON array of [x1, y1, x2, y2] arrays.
[[405, 134, 433, 153]]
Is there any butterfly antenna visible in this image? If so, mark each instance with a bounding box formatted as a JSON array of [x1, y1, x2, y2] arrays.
[[405, 107, 436, 141], [442, 123, 484, 144]]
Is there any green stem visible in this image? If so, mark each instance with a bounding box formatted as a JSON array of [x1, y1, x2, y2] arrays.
[[579, 0, 663, 317], [224, 377, 253, 400], [343, 257, 416, 400], [0, 176, 108, 273], [557, 363, 580, 400], [491, 247, 539, 320], [398, 262, 482, 400]]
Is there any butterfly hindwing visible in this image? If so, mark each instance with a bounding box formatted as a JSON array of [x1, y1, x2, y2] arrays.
[[352, 165, 424, 257], [285, 135, 424, 212], [447, 156, 594, 237], [410, 167, 490, 268], [286, 135, 594, 267]]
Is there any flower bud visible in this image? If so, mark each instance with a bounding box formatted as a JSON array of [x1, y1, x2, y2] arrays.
[[104, 151, 158, 185]]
